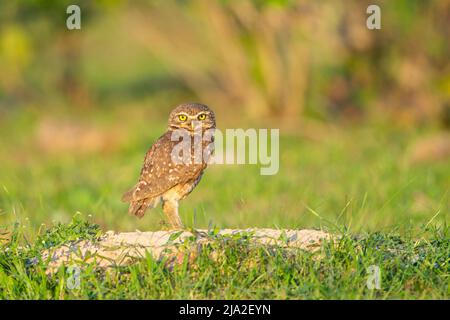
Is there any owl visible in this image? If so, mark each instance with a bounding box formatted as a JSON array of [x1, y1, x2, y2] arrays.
[[121, 103, 216, 229]]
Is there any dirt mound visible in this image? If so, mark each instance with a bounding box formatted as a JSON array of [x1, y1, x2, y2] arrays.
[[39, 228, 334, 274]]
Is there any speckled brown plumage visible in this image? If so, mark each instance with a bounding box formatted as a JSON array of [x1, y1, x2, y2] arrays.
[[121, 103, 216, 229]]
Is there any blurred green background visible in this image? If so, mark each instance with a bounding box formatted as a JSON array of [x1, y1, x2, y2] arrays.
[[0, 0, 448, 235]]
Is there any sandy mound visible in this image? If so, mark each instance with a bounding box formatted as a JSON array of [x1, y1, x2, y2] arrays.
[[38, 228, 334, 274]]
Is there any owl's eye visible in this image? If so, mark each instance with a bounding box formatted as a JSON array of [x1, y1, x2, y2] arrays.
[[197, 114, 207, 120], [178, 114, 187, 121]]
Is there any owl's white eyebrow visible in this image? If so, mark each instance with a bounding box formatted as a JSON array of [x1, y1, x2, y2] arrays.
[[176, 112, 189, 117], [193, 112, 207, 117]]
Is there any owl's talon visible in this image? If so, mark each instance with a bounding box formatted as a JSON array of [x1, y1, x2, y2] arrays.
[[159, 220, 171, 230]]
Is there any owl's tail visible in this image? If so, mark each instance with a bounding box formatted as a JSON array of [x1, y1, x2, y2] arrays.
[[127, 197, 160, 218], [128, 199, 148, 218]]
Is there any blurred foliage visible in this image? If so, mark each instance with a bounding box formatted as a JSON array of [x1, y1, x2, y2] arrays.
[[0, 1, 448, 240], [0, 0, 449, 127]]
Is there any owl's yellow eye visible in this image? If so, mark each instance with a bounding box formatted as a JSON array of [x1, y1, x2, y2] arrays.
[[178, 114, 187, 121], [197, 114, 207, 120]]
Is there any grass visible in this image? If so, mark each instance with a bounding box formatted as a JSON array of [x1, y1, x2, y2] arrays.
[[0, 106, 448, 299], [0, 215, 448, 299]]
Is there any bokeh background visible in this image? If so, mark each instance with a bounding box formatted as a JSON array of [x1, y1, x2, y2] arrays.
[[0, 0, 448, 235]]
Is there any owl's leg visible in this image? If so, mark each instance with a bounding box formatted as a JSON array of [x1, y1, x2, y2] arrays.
[[162, 200, 184, 229]]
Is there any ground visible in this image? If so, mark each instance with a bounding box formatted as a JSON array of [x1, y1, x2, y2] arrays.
[[0, 107, 448, 299]]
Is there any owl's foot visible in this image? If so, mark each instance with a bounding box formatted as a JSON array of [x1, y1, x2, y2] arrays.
[[168, 221, 185, 230], [159, 220, 171, 230], [159, 219, 184, 231]]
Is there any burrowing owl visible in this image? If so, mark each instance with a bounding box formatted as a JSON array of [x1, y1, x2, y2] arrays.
[[121, 103, 216, 229]]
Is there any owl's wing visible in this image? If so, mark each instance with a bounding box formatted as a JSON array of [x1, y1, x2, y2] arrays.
[[121, 184, 139, 202], [121, 132, 205, 202]]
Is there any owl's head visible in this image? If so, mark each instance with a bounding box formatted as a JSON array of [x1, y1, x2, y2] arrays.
[[168, 103, 216, 132]]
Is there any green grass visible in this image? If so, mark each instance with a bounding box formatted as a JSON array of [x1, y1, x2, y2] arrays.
[[0, 215, 448, 299], [0, 107, 448, 299]]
